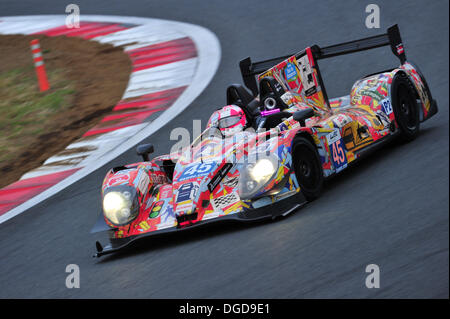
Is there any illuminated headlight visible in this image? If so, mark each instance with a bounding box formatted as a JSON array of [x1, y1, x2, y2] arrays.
[[249, 158, 276, 182], [102, 187, 138, 226], [238, 154, 279, 199]]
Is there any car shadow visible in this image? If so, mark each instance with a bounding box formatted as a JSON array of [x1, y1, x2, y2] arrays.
[[95, 217, 273, 263]]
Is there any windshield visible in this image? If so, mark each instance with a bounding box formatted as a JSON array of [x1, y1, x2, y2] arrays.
[[192, 127, 223, 148], [184, 127, 258, 164]]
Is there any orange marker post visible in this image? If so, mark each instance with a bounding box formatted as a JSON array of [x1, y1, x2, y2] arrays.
[[30, 39, 50, 92]]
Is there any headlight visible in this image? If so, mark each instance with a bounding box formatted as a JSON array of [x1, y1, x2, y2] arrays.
[[102, 187, 139, 226], [249, 158, 276, 182], [238, 154, 279, 199]]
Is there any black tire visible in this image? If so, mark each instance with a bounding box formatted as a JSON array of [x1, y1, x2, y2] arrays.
[[391, 73, 420, 142], [292, 136, 324, 201]]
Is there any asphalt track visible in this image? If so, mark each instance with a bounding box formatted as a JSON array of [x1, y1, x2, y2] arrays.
[[0, 0, 448, 298]]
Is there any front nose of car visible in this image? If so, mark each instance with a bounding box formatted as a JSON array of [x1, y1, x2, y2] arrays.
[[172, 164, 216, 224], [173, 181, 210, 227]]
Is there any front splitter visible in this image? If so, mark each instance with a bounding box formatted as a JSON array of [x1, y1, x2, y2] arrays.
[[93, 192, 307, 257]]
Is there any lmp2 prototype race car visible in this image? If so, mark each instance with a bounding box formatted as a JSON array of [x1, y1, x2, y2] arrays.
[[91, 25, 437, 257]]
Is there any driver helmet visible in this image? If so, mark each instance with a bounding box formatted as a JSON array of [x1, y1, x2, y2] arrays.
[[211, 104, 247, 137]]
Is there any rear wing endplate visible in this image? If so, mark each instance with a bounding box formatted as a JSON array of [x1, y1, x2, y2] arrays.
[[240, 24, 406, 96]]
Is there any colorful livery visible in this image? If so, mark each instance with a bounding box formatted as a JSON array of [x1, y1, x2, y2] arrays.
[[92, 25, 437, 257]]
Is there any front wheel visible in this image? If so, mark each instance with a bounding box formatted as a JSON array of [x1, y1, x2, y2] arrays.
[[391, 73, 420, 142], [292, 136, 324, 201]]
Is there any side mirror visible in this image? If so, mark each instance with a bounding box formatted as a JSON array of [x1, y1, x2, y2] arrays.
[[293, 109, 315, 127], [136, 143, 154, 161]]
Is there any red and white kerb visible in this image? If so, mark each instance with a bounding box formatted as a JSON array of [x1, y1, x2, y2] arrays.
[[30, 39, 50, 92]]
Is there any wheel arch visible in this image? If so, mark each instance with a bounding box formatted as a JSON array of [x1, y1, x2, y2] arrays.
[[390, 69, 419, 98], [389, 69, 421, 141], [391, 64, 434, 122]]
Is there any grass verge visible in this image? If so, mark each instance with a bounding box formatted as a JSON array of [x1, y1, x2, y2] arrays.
[[0, 66, 76, 164]]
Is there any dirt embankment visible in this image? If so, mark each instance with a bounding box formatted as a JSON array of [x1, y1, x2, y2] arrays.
[[0, 34, 131, 188]]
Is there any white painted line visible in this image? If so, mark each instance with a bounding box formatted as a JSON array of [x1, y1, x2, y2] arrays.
[[96, 24, 186, 50], [123, 58, 197, 99], [0, 15, 221, 224], [21, 122, 151, 180], [0, 20, 63, 34]]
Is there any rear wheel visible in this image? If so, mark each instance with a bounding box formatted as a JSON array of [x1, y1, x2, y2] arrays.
[[292, 136, 324, 201], [391, 73, 420, 142]]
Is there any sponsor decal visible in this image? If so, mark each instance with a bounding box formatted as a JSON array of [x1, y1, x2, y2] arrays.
[[258, 69, 273, 81], [137, 173, 150, 194], [178, 162, 216, 181], [223, 175, 239, 188], [327, 130, 347, 173], [159, 184, 172, 199], [208, 163, 233, 192], [278, 121, 289, 132], [281, 92, 294, 104], [285, 63, 297, 81], [175, 201, 193, 212], [202, 211, 221, 220], [149, 200, 164, 218], [211, 192, 240, 212], [273, 81, 284, 95], [360, 89, 384, 102], [176, 182, 199, 203], [107, 174, 129, 187], [376, 111, 391, 127], [157, 220, 176, 230], [297, 54, 317, 96], [326, 129, 341, 145], [332, 114, 351, 128], [138, 221, 151, 231], [150, 173, 166, 185], [380, 99, 393, 115], [304, 117, 315, 127]]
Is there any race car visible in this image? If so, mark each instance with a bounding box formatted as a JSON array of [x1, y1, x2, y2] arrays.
[[91, 25, 437, 257]]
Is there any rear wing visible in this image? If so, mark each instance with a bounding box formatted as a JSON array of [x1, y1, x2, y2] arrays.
[[240, 24, 406, 96]]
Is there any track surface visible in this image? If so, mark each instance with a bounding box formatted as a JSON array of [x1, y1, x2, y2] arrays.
[[0, 0, 448, 298]]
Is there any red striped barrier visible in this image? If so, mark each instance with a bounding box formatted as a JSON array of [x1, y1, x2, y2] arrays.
[[128, 37, 197, 72], [0, 17, 216, 221], [30, 39, 50, 92], [0, 168, 81, 215]]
